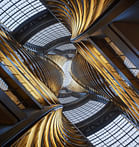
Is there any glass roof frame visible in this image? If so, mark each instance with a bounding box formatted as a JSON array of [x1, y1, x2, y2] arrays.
[[88, 115, 139, 147], [27, 23, 71, 46], [0, 0, 46, 31], [64, 100, 105, 124], [56, 43, 76, 50]]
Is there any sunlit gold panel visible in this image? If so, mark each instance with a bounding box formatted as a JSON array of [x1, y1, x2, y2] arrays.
[[76, 41, 139, 122], [0, 26, 59, 105], [12, 106, 91, 147], [44, 0, 114, 38], [0, 25, 91, 147]]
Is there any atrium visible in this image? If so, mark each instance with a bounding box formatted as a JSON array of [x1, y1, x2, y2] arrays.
[[0, 0, 139, 147]]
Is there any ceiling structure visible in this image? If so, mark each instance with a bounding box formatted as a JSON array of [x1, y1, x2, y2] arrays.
[[0, 0, 46, 31], [27, 22, 71, 47], [0, 0, 139, 147]]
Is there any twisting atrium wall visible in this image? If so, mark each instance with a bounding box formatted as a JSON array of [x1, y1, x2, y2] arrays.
[[0, 0, 139, 147]]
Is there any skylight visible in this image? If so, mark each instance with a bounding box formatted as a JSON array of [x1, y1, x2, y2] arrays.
[[0, 0, 46, 31], [62, 60, 72, 87], [88, 115, 139, 147], [64, 100, 105, 124], [27, 23, 71, 46]]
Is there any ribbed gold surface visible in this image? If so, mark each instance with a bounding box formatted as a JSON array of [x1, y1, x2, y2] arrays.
[[20, 50, 64, 96], [44, 0, 114, 38], [0, 25, 91, 147], [0, 26, 59, 105], [47, 54, 67, 69], [71, 53, 116, 99], [44, 0, 139, 123], [76, 41, 139, 122], [12, 106, 90, 147]]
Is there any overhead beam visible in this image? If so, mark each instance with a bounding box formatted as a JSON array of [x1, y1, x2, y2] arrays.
[[71, 0, 136, 42], [89, 37, 139, 93], [0, 89, 26, 121], [24, 36, 71, 55], [77, 102, 121, 136], [58, 92, 87, 99], [42, 36, 71, 54], [63, 93, 107, 111], [12, 9, 57, 44], [24, 43, 46, 53], [52, 49, 76, 55], [0, 64, 42, 109], [63, 94, 90, 111]]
